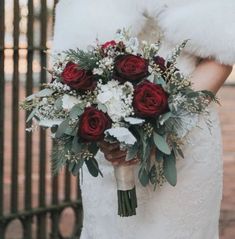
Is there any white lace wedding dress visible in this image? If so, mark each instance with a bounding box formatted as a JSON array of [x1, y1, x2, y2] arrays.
[[52, 0, 235, 238]]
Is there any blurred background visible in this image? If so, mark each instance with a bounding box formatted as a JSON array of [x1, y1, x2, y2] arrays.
[[0, 1, 234, 239]]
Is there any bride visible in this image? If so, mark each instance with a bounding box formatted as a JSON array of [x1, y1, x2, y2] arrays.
[[52, 0, 234, 238]]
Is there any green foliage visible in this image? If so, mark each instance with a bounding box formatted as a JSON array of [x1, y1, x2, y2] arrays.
[[51, 138, 71, 176], [163, 153, 177, 186], [69, 104, 84, 119], [85, 157, 103, 177], [55, 119, 77, 138], [138, 167, 149, 187], [69, 158, 85, 176], [97, 103, 108, 113], [64, 48, 101, 71], [26, 106, 38, 123], [149, 164, 157, 185], [153, 132, 171, 155]]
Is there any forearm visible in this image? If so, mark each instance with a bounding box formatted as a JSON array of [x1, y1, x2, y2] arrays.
[[190, 59, 233, 94]]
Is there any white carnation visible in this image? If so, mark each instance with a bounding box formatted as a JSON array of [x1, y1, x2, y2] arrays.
[[96, 80, 134, 122]]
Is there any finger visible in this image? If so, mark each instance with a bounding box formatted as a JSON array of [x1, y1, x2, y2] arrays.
[[104, 149, 127, 161], [111, 157, 126, 166], [123, 157, 140, 166], [98, 141, 120, 152]]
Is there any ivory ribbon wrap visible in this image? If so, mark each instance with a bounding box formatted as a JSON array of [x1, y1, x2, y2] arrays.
[[114, 165, 135, 191]]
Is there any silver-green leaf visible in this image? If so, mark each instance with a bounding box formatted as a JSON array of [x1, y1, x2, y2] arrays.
[[153, 132, 171, 155]]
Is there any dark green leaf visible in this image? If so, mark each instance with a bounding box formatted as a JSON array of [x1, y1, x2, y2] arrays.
[[163, 153, 177, 186], [155, 148, 164, 162], [71, 136, 83, 154], [71, 164, 81, 176], [85, 158, 99, 177], [89, 142, 99, 156], [177, 147, 184, 159], [138, 167, 149, 187]]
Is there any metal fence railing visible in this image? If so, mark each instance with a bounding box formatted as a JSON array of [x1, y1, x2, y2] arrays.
[[0, 1, 82, 238]]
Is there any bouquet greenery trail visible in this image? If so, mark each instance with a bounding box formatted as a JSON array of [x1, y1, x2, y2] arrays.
[[21, 29, 218, 217]]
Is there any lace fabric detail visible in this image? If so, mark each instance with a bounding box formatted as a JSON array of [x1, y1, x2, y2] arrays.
[[80, 104, 223, 239]]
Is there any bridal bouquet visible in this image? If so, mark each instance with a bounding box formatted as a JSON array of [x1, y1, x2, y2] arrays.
[[21, 29, 218, 217]]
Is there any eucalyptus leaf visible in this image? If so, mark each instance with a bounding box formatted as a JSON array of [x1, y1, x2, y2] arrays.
[[55, 119, 70, 138], [159, 112, 173, 125], [71, 136, 83, 154], [138, 167, 149, 187], [68, 161, 76, 172], [54, 97, 63, 110], [142, 140, 151, 162], [69, 104, 84, 119], [97, 103, 108, 113], [26, 107, 38, 123], [153, 132, 171, 155], [71, 164, 81, 176], [163, 154, 177, 186], [70, 158, 85, 176], [26, 88, 54, 101], [155, 148, 164, 162]]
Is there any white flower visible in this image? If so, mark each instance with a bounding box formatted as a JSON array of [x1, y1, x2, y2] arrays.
[[93, 68, 104, 75], [127, 37, 139, 53], [124, 117, 145, 125], [105, 127, 137, 146], [96, 80, 134, 122], [62, 94, 81, 110]]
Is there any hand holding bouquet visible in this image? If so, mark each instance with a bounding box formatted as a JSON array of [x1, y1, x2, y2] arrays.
[[21, 29, 218, 217]]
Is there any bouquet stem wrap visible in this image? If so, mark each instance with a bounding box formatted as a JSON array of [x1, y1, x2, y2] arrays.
[[114, 165, 137, 217]]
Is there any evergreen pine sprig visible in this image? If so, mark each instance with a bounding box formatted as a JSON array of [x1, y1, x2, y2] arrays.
[[51, 138, 69, 175], [64, 48, 101, 71]]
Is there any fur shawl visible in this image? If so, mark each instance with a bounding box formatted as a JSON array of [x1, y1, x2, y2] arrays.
[[53, 0, 235, 65]]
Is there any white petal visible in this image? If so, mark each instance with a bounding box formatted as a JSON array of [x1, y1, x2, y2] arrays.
[[124, 117, 145, 125], [105, 127, 137, 145], [62, 94, 81, 110], [39, 119, 64, 128]]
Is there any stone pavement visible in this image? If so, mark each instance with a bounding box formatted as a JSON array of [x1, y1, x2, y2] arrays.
[[2, 84, 235, 239]]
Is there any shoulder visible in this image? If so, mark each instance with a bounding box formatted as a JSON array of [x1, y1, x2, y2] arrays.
[[151, 0, 235, 65]]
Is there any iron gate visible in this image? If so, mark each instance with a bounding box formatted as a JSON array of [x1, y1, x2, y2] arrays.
[[0, 0, 83, 238]]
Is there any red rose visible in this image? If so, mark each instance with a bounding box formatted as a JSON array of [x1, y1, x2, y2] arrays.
[[113, 54, 149, 83], [133, 80, 168, 118], [61, 62, 95, 91], [101, 40, 117, 50], [154, 56, 166, 72], [78, 107, 112, 141]]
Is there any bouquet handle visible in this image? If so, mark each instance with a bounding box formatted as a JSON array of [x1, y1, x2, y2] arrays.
[[114, 164, 137, 217]]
